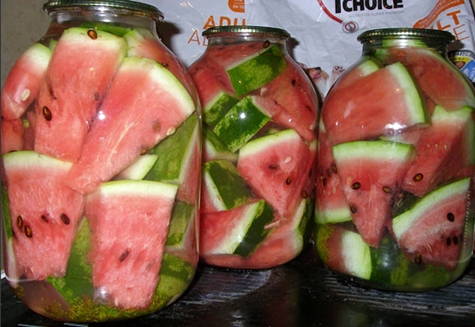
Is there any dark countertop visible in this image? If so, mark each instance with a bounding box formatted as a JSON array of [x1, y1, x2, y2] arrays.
[[2, 245, 474, 327]]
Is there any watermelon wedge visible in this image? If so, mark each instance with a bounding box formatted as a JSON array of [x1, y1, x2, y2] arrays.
[[322, 62, 428, 144], [335, 55, 382, 89], [67, 56, 195, 194], [86, 180, 177, 309], [34, 27, 127, 162], [2, 151, 85, 280], [237, 128, 313, 218], [392, 177, 471, 270], [402, 105, 475, 196], [332, 140, 415, 248], [1, 43, 52, 121]]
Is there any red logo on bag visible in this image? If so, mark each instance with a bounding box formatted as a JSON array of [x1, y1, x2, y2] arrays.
[[228, 0, 245, 13]]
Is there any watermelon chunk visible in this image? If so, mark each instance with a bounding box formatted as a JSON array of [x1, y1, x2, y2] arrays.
[[392, 177, 471, 270], [237, 128, 313, 218], [332, 140, 415, 248], [34, 27, 127, 162], [2, 151, 85, 280], [86, 180, 177, 309], [1, 43, 52, 120], [322, 62, 428, 144], [335, 55, 382, 89], [67, 56, 195, 194], [381, 47, 475, 110], [200, 200, 275, 258], [402, 105, 475, 197]]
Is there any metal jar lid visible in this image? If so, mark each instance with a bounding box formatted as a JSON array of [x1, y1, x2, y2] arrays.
[[357, 28, 455, 44], [43, 0, 163, 20], [203, 25, 290, 38]]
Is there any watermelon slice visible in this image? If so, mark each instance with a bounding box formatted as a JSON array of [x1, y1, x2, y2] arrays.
[[332, 140, 415, 248], [34, 27, 127, 162], [2, 151, 85, 280], [316, 224, 372, 280], [383, 47, 475, 111], [1, 43, 52, 121], [401, 105, 475, 197], [237, 128, 313, 218], [86, 180, 177, 309], [315, 123, 351, 224], [124, 27, 196, 97], [322, 62, 428, 144], [334, 55, 382, 89], [200, 200, 275, 258], [226, 44, 287, 96], [392, 177, 471, 270], [67, 56, 195, 194]]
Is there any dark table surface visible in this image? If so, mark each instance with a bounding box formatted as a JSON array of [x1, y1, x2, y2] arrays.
[[2, 244, 475, 327]]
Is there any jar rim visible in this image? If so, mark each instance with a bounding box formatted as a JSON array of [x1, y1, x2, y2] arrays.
[[203, 25, 290, 38], [43, 0, 163, 21], [357, 28, 455, 43]]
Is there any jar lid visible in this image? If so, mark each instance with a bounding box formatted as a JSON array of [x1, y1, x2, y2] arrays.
[[43, 0, 163, 20], [357, 28, 455, 43], [203, 25, 290, 38]]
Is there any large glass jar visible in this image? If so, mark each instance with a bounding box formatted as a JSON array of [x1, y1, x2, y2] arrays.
[[189, 26, 319, 269], [1, 0, 201, 322], [315, 28, 475, 291]]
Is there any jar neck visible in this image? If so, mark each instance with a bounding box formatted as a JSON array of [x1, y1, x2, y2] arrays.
[[43, 8, 158, 39], [361, 37, 451, 56], [206, 33, 289, 50]]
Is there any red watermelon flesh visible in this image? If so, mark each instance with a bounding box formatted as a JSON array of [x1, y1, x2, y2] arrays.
[[389, 47, 475, 111], [237, 129, 313, 219], [86, 180, 177, 309], [1, 119, 24, 154], [322, 62, 428, 145], [67, 57, 195, 194], [392, 177, 471, 270], [1, 43, 52, 121], [315, 126, 351, 224], [334, 56, 381, 89], [124, 28, 196, 97], [3, 151, 85, 280], [402, 105, 475, 197], [333, 140, 415, 248], [34, 27, 127, 162], [258, 62, 319, 141]]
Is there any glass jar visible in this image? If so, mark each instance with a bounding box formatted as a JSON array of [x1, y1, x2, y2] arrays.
[[1, 0, 201, 322], [315, 28, 475, 291], [189, 26, 319, 269]]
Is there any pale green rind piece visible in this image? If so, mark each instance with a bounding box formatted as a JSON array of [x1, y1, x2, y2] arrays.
[[392, 177, 471, 240], [341, 230, 372, 280], [227, 44, 287, 96], [91, 180, 178, 200], [203, 160, 251, 211], [332, 139, 415, 163], [114, 154, 159, 180], [315, 206, 352, 225]]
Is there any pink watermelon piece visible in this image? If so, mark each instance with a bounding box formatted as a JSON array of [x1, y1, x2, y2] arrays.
[[124, 28, 196, 97], [396, 47, 475, 111], [3, 151, 85, 280], [258, 63, 319, 142], [402, 105, 475, 197], [34, 27, 127, 162], [1, 43, 52, 121], [322, 62, 428, 145], [67, 56, 195, 194], [315, 125, 351, 224], [86, 180, 177, 309], [1, 119, 25, 154], [333, 140, 415, 248], [237, 128, 314, 219], [334, 56, 381, 89], [392, 177, 471, 270]]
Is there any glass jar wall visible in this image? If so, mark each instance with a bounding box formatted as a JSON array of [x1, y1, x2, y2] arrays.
[[1, 0, 200, 322], [189, 26, 319, 269], [315, 28, 475, 291]]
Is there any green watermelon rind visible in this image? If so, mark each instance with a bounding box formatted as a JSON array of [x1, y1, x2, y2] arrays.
[[203, 159, 252, 211], [212, 95, 271, 153], [165, 201, 194, 247], [227, 44, 287, 96], [145, 113, 199, 183], [341, 229, 372, 280], [392, 177, 471, 240], [332, 140, 415, 163], [203, 91, 240, 127], [114, 154, 159, 180], [203, 128, 239, 162]]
